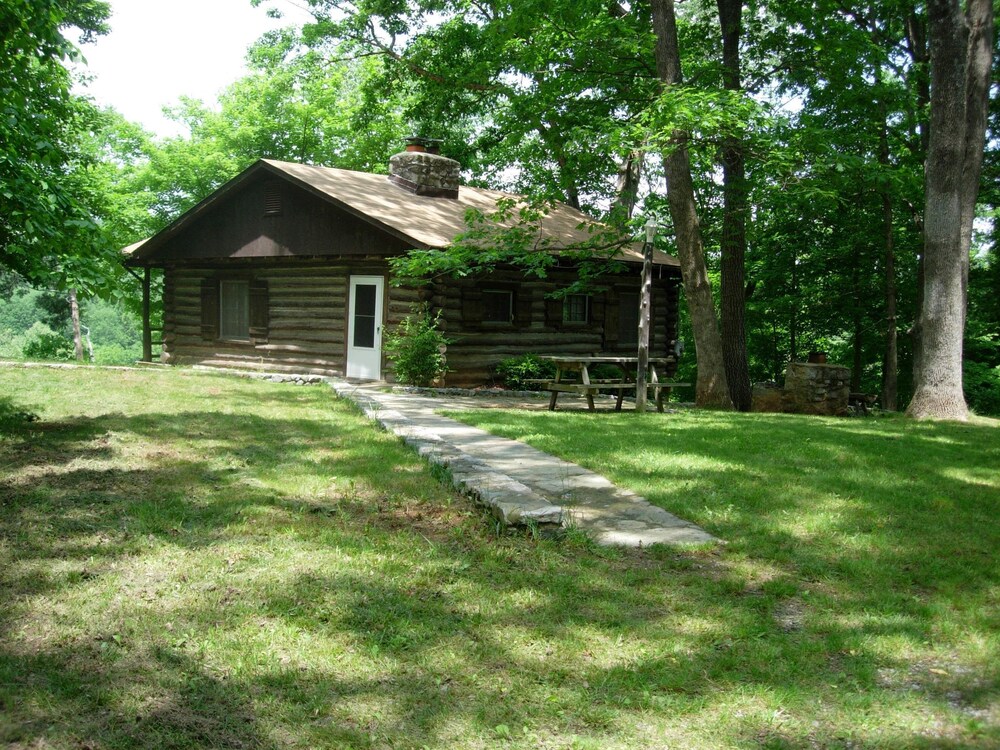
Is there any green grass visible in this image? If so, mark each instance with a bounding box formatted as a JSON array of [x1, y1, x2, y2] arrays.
[[2, 366, 998, 749]]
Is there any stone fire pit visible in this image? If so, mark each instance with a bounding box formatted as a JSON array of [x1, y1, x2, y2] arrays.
[[752, 361, 851, 416]]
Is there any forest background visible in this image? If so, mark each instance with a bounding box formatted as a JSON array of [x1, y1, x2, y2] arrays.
[[1, 0, 997, 416]]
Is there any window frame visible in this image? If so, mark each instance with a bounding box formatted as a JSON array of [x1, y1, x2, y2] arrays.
[[562, 293, 591, 325], [481, 288, 515, 325]]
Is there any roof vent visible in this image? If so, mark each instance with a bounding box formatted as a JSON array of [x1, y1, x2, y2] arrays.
[[263, 183, 282, 216], [389, 137, 460, 199]]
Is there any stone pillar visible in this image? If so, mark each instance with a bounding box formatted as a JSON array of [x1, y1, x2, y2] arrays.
[[783, 362, 851, 416]]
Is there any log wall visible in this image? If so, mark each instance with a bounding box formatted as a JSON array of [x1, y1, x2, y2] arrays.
[[162, 258, 681, 384], [433, 269, 681, 387], [162, 258, 420, 377]]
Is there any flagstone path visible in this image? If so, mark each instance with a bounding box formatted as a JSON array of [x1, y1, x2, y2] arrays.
[[331, 382, 716, 547]]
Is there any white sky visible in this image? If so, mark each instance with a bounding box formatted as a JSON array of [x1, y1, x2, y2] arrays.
[[73, 0, 314, 138]]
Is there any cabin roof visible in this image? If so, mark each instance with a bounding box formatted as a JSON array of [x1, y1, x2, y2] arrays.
[[127, 159, 679, 267]]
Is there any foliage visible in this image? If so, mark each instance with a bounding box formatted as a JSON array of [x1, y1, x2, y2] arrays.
[[964, 360, 1000, 416], [0, 275, 143, 363], [91, 342, 140, 365], [493, 354, 556, 390], [964, 334, 1000, 416], [0, 284, 47, 333], [389, 197, 631, 290], [81, 297, 142, 352], [383, 305, 450, 386], [0, 330, 27, 359], [20, 321, 73, 361], [66, 0, 996, 416], [2, 366, 999, 748], [0, 0, 118, 294]]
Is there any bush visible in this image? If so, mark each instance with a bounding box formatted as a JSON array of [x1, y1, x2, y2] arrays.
[[964, 334, 1000, 416], [964, 360, 1000, 416], [94, 343, 142, 365], [494, 354, 556, 390], [21, 322, 73, 361], [384, 305, 450, 386], [0, 328, 27, 358], [83, 300, 143, 351], [0, 287, 45, 334]]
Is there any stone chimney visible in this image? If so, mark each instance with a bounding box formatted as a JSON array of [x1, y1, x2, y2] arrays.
[[388, 136, 460, 199]]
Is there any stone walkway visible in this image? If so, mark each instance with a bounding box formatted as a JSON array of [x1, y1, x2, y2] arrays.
[[331, 381, 716, 547]]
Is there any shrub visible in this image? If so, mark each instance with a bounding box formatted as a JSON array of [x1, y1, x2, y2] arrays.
[[384, 305, 450, 386], [94, 343, 142, 365], [494, 354, 556, 390], [0, 328, 27, 358], [964, 334, 1000, 416], [964, 360, 1000, 416], [21, 322, 73, 361]]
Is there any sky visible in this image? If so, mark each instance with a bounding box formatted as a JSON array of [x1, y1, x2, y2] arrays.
[[73, 0, 314, 138]]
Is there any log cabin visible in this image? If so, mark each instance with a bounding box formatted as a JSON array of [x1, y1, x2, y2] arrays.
[[125, 144, 683, 386]]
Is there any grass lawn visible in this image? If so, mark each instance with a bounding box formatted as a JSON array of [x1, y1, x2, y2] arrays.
[[2, 366, 998, 749]]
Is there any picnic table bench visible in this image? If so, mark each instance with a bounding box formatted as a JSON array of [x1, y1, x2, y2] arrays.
[[539, 355, 689, 412]]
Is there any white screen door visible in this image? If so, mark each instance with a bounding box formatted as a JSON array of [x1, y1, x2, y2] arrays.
[[346, 275, 384, 380]]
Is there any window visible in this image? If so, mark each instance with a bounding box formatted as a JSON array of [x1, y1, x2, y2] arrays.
[[352, 283, 378, 348], [562, 293, 590, 324], [482, 289, 513, 323], [219, 280, 250, 340], [618, 292, 639, 344]]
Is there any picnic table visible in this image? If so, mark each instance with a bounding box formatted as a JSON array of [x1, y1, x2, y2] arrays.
[[539, 355, 688, 412]]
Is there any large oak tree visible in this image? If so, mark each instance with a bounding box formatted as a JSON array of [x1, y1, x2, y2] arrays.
[[907, 0, 994, 420]]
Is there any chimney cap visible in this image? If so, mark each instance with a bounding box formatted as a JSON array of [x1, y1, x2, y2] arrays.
[[404, 135, 443, 153]]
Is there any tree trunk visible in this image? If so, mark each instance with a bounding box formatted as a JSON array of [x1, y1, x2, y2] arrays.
[[611, 149, 644, 226], [905, 10, 930, 389], [879, 99, 898, 411], [650, 0, 731, 408], [69, 288, 83, 362], [716, 0, 752, 411], [789, 246, 798, 363], [851, 247, 863, 393], [957, 0, 993, 314], [907, 0, 993, 421]]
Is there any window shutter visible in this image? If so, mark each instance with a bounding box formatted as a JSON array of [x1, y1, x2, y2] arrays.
[[461, 287, 483, 329], [602, 291, 618, 347], [589, 292, 604, 327], [200, 278, 218, 340], [249, 279, 269, 342], [544, 296, 563, 330], [514, 287, 532, 329]]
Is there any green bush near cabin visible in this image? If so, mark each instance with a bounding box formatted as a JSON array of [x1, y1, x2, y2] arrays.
[[494, 353, 556, 390], [384, 304, 450, 386]]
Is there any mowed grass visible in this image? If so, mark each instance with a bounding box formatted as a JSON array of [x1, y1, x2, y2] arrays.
[[0, 367, 996, 749]]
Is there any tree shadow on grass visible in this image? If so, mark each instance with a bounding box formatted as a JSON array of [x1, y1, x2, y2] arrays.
[[3, 393, 999, 748], [0, 640, 272, 749]]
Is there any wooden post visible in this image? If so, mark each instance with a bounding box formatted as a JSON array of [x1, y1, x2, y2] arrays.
[[636, 220, 656, 412], [142, 267, 152, 362]]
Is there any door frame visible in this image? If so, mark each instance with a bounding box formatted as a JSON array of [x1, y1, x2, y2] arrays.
[[346, 274, 385, 380]]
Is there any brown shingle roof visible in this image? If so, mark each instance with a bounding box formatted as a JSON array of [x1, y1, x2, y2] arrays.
[[263, 160, 679, 267], [126, 159, 679, 267]]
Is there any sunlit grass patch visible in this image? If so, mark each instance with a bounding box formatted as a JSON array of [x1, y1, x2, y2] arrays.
[[2, 366, 999, 748]]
